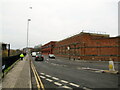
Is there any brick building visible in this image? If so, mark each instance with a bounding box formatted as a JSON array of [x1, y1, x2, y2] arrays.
[[41, 41, 57, 55], [53, 32, 120, 61]]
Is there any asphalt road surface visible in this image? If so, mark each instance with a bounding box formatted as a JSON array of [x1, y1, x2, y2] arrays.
[[32, 55, 119, 89]]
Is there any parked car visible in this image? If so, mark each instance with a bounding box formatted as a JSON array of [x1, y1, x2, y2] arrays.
[[35, 54, 44, 61], [48, 54, 55, 59]]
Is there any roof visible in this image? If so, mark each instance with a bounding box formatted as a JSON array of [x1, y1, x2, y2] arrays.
[[58, 32, 110, 42], [42, 41, 57, 47]]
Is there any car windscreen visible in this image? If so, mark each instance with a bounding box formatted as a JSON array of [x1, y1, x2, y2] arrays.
[[49, 54, 55, 57], [37, 54, 42, 56]]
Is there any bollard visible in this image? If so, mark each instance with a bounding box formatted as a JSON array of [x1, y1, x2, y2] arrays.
[[109, 59, 115, 71]]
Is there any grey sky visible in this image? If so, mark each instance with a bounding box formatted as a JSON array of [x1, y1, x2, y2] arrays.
[[1, 0, 119, 49]]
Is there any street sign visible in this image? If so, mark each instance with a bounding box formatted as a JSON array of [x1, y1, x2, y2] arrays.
[[109, 61, 115, 71]]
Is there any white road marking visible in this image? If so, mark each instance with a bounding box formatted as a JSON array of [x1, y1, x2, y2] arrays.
[[94, 70, 102, 73], [62, 86, 72, 89], [40, 73, 45, 75], [77, 67, 103, 73], [69, 83, 79, 87], [54, 82, 62, 86], [83, 87, 92, 90], [61, 80, 69, 83], [40, 76, 46, 79], [51, 63, 60, 66], [39, 73, 81, 89], [51, 63, 58, 65], [46, 79, 53, 82], [52, 77, 59, 80], [46, 75, 51, 77]]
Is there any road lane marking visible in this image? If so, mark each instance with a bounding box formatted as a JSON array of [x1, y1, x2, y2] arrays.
[[40, 76, 46, 79], [46, 79, 53, 82], [40, 73, 45, 75], [94, 70, 102, 73], [83, 87, 92, 90], [31, 61, 45, 90], [69, 83, 79, 87], [77, 67, 106, 73], [61, 80, 69, 83], [39, 73, 83, 89], [54, 82, 62, 86], [31, 65, 40, 89], [62, 86, 72, 89], [52, 77, 59, 80], [46, 75, 51, 77], [51, 63, 58, 66]]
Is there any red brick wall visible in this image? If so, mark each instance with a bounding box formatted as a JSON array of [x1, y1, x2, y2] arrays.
[[53, 33, 120, 61], [41, 41, 57, 55]]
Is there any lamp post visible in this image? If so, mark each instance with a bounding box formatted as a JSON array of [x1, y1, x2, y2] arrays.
[[27, 19, 31, 53]]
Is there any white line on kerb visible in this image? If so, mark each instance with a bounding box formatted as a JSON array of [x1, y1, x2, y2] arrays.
[[62, 86, 72, 89], [40, 73, 45, 75], [40, 76, 46, 79], [54, 82, 62, 86], [46, 79, 53, 82], [46, 75, 51, 77], [69, 83, 79, 87], [61, 80, 68, 83], [52, 77, 59, 80]]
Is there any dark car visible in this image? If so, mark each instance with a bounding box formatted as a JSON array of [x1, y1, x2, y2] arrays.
[[48, 54, 55, 59], [35, 54, 44, 61]]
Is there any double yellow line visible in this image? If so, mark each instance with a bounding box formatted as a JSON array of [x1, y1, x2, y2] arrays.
[[31, 61, 45, 90]]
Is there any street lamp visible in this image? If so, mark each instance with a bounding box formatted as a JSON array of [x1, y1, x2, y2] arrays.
[[27, 19, 31, 53]]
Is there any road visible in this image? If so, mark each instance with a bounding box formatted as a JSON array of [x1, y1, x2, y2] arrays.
[[32, 55, 119, 89]]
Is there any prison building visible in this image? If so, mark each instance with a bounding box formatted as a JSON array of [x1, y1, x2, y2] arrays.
[[53, 32, 120, 61], [41, 41, 57, 55]]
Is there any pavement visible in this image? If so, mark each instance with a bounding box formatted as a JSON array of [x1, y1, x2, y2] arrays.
[[2, 54, 31, 89]]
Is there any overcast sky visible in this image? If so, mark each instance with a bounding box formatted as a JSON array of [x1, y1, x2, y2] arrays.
[[1, 0, 119, 49]]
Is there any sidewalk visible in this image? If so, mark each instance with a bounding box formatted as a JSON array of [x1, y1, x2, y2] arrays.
[[2, 54, 31, 89]]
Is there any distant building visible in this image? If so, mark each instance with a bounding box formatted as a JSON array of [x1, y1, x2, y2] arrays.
[[23, 47, 33, 53], [41, 41, 57, 55], [53, 32, 120, 61]]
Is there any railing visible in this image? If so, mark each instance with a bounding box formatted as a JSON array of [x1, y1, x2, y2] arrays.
[[2, 54, 21, 73]]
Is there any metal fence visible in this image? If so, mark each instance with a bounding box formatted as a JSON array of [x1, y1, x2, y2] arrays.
[[2, 54, 21, 72]]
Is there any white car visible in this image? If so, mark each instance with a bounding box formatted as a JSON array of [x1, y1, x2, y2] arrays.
[[32, 52, 36, 57], [48, 54, 55, 59]]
